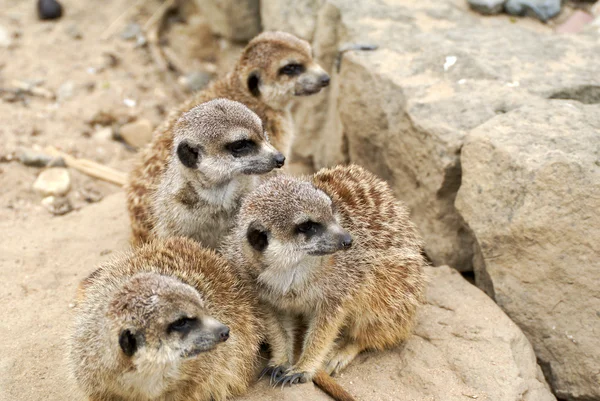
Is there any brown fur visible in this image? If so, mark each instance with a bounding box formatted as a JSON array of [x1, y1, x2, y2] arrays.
[[126, 31, 329, 247], [224, 164, 427, 385], [69, 237, 263, 401]]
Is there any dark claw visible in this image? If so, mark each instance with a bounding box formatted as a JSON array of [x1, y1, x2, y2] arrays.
[[262, 366, 286, 386], [276, 372, 306, 388]]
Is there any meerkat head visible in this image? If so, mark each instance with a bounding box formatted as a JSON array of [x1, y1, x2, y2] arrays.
[[107, 272, 229, 396], [236, 31, 330, 110], [236, 175, 353, 271], [173, 98, 285, 185]]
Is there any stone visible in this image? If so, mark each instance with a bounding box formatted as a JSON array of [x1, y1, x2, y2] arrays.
[[119, 119, 153, 148], [41, 195, 73, 215], [505, 0, 561, 21], [92, 127, 114, 141], [468, 0, 506, 15], [238, 266, 555, 401], [282, 0, 600, 274], [37, 0, 63, 20], [455, 101, 600, 400], [0, 25, 12, 48], [33, 167, 71, 196], [17, 149, 53, 167], [193, 0, 260, 41], [57, 81, 75, 102]]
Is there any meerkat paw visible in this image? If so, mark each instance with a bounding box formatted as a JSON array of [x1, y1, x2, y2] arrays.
[[274, 368, 313, 387], [324, 344, 361, 375], [260, 364, 290, 385]]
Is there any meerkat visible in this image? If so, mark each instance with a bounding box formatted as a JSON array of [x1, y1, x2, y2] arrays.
[[224, 164, 427, 387], [69, 237, 263, 401], [126, 31, 329, 247], [131, 98, 285, 250]]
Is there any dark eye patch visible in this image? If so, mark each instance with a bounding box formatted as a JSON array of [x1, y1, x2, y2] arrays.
[[168, 317, 198, 334], [279, 63, 305, 76], [296, 220, 323, 238], [226, 139, 256, 157]]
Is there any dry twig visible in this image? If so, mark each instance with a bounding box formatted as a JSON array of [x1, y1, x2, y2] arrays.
[[45, 147, 127, 187]]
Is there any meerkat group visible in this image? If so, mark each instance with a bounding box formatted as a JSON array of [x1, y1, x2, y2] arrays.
[[70, 30, 427, 401], [126, 31, 330, 248]]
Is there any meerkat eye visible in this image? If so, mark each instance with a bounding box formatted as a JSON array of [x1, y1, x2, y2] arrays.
[[279, 63, 305, 76], [296, 220, 322, 236], [168, 317, 198, 333], [226, 139, 256, 157]]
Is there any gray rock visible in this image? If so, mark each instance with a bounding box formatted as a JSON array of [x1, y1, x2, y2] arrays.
[[505, 0, 561, 21], [33, 167, 71, 196], [17, 149, 53, 167], [193, 0, 260, 41], [455, 101, 600, 401], [468, 0, 506, 15]]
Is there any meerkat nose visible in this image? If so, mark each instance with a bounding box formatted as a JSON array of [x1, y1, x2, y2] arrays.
[[219, 326, 230, 342], [320, 74, 331, 87], [274, 153, 286, 168], [340, 233, 353, 249]]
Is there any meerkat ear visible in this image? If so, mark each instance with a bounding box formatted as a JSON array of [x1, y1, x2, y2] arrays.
[[246, 222, 268, 252], [177, 140, 201, 168], [247, 71, 261, 97], [119, 329, 138, 357]]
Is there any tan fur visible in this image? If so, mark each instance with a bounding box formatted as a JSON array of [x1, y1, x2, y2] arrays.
[[224, 164, 427, 385], [69, 237, 263, 401], [126, 31, 329, 247]]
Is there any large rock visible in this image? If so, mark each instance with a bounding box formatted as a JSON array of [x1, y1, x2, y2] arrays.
[[238, 266, 555, 401], [194, 0, 260, 41], [455, 101, 600, 400], [282, 0, 600, 272], [260, 0, 324, 41]]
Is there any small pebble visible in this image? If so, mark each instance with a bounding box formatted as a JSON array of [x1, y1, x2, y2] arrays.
[[37, 0, 63, 20], [17, 149, 52, 167], [467, 0, 505, 15], [57, 81, 75, 102], [92, 127, 114, 141], [119, 119, 154, 148], [505, 0, 561, 21], [0, 25, 12, 48], [79, 187, 103, 203], [33, 167, 71, 196], [41, 195, 73, 215], [123, 98, 137, 108], [556, 10, 594, 33]]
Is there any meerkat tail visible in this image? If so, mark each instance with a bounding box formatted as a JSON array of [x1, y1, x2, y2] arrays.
[[313, 370, 357, 401]]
